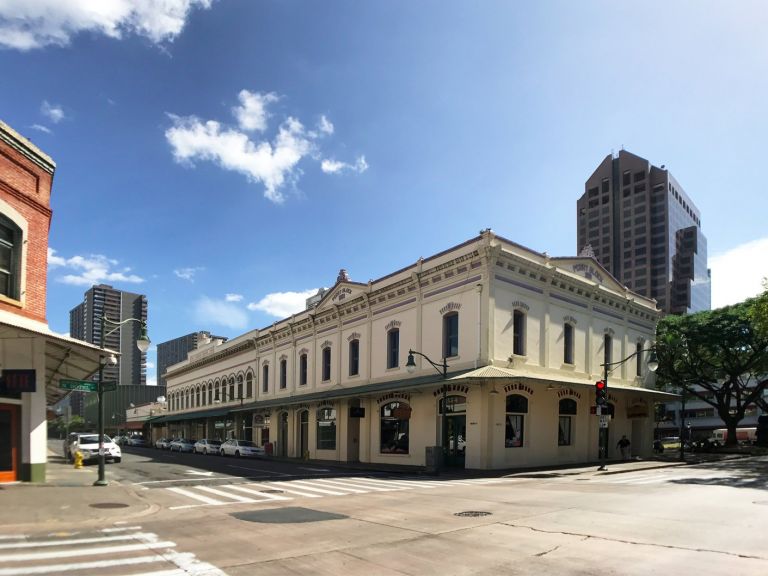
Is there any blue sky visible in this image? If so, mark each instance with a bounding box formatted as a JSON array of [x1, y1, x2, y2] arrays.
[[1, 1, 767, 386]]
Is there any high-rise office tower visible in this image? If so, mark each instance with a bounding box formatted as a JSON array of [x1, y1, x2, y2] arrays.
[[69, 284, 148, 385], [156, 331, 227, 388], [577, 150, 710, 314]]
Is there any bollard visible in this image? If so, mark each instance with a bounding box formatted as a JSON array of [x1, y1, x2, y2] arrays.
[[73, 451, 84, 469]]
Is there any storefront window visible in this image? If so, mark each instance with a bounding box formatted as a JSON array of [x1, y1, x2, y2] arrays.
[[316, 407, 336, 450], [505, 394, 528, 447], [558, 398, 577, 446], [380, 401, 410, 454]]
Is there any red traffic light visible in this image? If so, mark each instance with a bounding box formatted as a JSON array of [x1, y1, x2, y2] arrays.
[[595, 380, 606, 390]]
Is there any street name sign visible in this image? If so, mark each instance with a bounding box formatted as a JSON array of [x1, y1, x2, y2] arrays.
[[599, 415, 609, 428], [60, 379, 97, 392]]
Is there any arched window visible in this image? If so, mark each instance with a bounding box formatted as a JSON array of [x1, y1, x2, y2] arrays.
[[387, 329, 399, 369], [380, 401, 410, 454], [208, 382, 213, 405], [237, 374, 244, 399], [229, 377, 235, 400], [279, 359, 287, 389], [513, 310, 526, 356], [214, 380, 220, 402], [322, 347, 331, 381], [195, 386, 200, 407], [559, 398, 577, 446], [635, 342, 644, 377], [299, 353, 308, 385], [443, 312, 459, 359], [246, 372, 253, 398], [505, 394, 528, 448], [0, 215, 22, 300], [349, 339, 360, 376], [564, 323, 574, 365], [262, 364, 269, 393], [316, 406, 336, 450]]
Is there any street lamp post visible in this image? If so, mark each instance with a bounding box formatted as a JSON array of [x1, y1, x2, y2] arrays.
[[405, 349, 448, 471], [597, 347, 658, 471], [679, 387, 687, 462], [94, 315, 150, 487]]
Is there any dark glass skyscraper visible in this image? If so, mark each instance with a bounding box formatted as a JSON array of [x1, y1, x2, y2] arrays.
[[156, 332, 227, 388], [577, 150, 710, 314], [69, 284, 149, 385]]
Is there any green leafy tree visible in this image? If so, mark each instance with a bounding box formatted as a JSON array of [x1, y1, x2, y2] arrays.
[[654, 297, 768, 446]]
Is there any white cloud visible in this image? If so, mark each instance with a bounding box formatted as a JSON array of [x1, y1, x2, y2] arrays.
[[146, 361, 155, 369], [225, 293, 243, 302], [233, 90, 278, 132], [317, 115, 334, 135], [165, 111, 314, 204], [709, 237, 768, 308], [0, 0, 213, 51], [48, 248, 144, 286], [146, 375, 157, 387], [247, 289, 318, 318], [321, 155, 369, 175], [195, 296, 249, 330], [30, 123, 51, 134], [174, 266, 204, 282], [41, 100, 65, 123]]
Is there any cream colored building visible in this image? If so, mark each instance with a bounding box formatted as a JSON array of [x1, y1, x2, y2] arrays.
[[157, 230, 669, 470]]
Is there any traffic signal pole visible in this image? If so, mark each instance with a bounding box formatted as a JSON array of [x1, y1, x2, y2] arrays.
[[596, 377, 608, 471]]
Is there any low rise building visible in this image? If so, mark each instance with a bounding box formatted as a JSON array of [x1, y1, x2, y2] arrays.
[[156, 230, 670, 470]]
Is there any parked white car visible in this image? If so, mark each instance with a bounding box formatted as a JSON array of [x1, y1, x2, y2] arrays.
[[194, 439, 222, 454], [169, 438, 195, 453], [70, 434, 121, 463], [219, 439, 264, 458], [154, 437, 170, 450]]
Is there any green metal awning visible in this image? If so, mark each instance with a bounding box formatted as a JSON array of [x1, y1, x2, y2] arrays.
[[149, 407, 231, 424]]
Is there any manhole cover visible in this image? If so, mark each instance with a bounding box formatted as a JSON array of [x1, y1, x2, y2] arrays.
[[260, 489, 284, 494], [89, 503, 130, 509], [454, 511, 492, 517], [232, 507, 347, 524]]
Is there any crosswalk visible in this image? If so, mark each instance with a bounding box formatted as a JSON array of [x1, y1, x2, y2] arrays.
[[163, 475, 509, 510], [583, 469, 730, 486], [0, 525, 226, 576]]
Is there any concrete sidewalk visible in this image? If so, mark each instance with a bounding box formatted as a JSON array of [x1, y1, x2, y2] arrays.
[[0, 451, 157, 533]]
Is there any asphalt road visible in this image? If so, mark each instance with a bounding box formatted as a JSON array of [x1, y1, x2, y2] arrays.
[[21, 444, 768, 575]]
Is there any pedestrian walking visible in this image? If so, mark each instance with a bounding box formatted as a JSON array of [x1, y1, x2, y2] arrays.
[[617, 435, 631, 460]]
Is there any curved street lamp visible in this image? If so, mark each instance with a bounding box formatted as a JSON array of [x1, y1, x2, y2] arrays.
[[94, 315, 150, 487], [405, 349, 449, 472]]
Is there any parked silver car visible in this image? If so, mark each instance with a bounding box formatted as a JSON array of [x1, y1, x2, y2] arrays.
[[194, 439, 222, 454], [154, 437, 170, 449], [219, 439, 264, 458], [169, 438, 195, 453], [70, 434, 121, 463]]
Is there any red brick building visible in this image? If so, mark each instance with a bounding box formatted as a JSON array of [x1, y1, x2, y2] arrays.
[[0, 120, 101, 482]]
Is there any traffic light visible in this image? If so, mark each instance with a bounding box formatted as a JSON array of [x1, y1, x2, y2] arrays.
[[595, 380, 607, 406]]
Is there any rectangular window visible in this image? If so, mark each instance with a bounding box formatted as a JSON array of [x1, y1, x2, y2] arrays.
[[505, 414, 524, 447], [604, 335, 612, 367], [299, 354, 308, 385], [513, 310, 526, 356], [558, 416, 572, 446], [564, 324, 574, 365], [262, 365, 269, 393], [316, 407, 337, 450], [349, 340, 360, 376], [636, 343, 643, 377], [280, 359, 287, 389], [322, 347, 331, 381], [443, 313, 459, 358], [387, 330, 399, 369]]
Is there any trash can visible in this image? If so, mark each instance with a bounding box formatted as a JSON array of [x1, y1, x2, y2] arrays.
[[425, 446, 443, 474]]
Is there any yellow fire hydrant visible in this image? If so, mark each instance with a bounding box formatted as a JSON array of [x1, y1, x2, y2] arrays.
[[73, 451, 84, 469]]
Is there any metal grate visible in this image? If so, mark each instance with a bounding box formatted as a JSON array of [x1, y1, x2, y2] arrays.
[[454, 511, 492, 517]]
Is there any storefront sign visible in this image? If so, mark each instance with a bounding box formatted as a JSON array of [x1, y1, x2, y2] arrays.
[[0, 369, 36, 393], [253, 414, 265, 427], [626, 401, 649, 418]]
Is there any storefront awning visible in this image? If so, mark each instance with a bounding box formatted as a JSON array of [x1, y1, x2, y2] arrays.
[[448, 365, 680, 399], [150, 407, 232, 424], [0, 310, 117, 405]]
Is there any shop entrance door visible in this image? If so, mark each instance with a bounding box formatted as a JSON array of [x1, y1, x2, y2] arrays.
[[277, 412, 288, 457], [445, 414, 466, 468], [298, 410, 308, 458], [0, 404, 19, 483]]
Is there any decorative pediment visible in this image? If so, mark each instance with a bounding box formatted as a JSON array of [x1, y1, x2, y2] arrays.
[[551, 256, 625, 293], [314, 276, 369, 311]]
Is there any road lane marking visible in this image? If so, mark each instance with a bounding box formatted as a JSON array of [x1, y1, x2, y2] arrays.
[[0, 540, 176, 562], [222, 484, 293, 501], [0, 553, 167, 576], [313, 478, 403, 492], [257, 482, 323, 498], [0, 532, 159, 550], [101, 526, 142, 533], [195, 485, 258, 503], [273, 480, 347, 495], [166, 486, 228, 505], [135, 476, 233, 485]]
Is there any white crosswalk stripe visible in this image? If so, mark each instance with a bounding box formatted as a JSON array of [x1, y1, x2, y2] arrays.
[[0, 526, 226, 576], [589, 471, 727, 486], [162, 475, 507, 509]]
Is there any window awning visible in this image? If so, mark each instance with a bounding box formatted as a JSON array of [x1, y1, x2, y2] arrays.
[[150, 407, 232, 424]]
